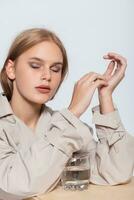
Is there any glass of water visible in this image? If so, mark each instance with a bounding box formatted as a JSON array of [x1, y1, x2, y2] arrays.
[[61, 152, 90, 191]]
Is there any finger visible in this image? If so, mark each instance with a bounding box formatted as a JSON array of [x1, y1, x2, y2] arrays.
[[103, 52, 126, 60], [93, 79, 108, 88], [108, 52, 127, 62], [89, 73, 107, 82], [103, 52, 127, 67], [78, 72, 95, 83], [103, 61, 115, 77], [111, 58, 126, 77], [103, 53, 127, 77], [78, 72, 106, 84], [111, 63, 124, 78], [82, 74, 107, 86]]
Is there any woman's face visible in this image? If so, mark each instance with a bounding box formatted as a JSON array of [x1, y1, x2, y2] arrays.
[[9, 41, 63, 104]]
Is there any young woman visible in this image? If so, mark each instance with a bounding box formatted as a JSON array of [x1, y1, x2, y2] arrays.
[[0, 28, 134, 200]]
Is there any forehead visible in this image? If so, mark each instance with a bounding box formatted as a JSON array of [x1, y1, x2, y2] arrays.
[[21, 41, 63, 62]]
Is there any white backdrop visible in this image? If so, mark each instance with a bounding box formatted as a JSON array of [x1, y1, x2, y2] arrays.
[[0, 0, 133, 135]]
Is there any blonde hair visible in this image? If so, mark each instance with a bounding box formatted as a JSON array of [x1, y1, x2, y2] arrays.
[[0, 28, 68, 101]]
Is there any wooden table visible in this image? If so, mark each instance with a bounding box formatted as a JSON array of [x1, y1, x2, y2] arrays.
[[26, 177, 134, 200]]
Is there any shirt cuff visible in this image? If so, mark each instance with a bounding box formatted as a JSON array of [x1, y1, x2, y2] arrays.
[[59, 108, 95, 150], [92, 105, 121, 129], [59, 108, 86, 129]]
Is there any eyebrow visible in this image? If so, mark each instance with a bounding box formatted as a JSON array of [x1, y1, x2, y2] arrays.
[[29, 57, 63, 66]]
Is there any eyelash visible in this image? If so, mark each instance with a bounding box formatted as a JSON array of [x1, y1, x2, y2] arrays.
[[29, 63, 62, 73]]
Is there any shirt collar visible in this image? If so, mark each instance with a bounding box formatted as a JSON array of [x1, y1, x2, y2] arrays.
[[0, 93, 13, 118], [0, 92, 52, 119]]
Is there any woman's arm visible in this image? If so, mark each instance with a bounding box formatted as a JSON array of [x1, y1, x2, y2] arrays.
[[89, 52, 134, 185], [0, 109, 95, 200], [90, 105, 134, 185]]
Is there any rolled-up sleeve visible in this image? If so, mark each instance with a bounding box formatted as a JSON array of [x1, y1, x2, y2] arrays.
[[90, 105, 134, 185], [92, 105, 125, 145], [46, 108, 96, 155]]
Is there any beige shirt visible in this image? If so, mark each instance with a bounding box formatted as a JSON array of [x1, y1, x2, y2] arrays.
[[0, 93, 134, 200]]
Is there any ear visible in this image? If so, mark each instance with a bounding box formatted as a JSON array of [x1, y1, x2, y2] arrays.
[[5, 59, 16, 80]]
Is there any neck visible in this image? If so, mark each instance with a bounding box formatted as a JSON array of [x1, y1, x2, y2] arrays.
[[10, 93, 42, 131]]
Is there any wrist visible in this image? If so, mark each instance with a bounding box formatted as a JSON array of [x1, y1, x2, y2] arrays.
[[98, 91, 113, 99], [68, 106, 81, 118], [98, 94, 115, 114], [99, 94, 113, 103]]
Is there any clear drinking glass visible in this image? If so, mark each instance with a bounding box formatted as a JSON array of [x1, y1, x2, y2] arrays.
[[61, 152, 90, 191]]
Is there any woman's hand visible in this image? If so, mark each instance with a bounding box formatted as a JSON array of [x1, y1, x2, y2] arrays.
[[98, 52, 127, 97], [98, 52, 127, 114], [68, 72, 108, 118]]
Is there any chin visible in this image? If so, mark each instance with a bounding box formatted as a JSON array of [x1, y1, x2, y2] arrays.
[[24, 90, 55, 105], [29, 94, 52, 105]]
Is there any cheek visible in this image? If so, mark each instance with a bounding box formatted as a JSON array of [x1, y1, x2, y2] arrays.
[[52, 74, 62, 87], [16, 73, 27, 83], [15, 68, 34, 88]]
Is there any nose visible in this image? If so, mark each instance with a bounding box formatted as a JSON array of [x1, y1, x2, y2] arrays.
[[40, 68, 51, 81]]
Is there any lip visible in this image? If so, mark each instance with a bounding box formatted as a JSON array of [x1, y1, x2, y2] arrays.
[[35, 85, 51, 94], [36, 85, 50, 89]]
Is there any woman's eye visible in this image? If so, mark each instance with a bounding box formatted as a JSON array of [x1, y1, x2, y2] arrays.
[[29, 63, 41, 68], [51, 66, 62, 72]]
